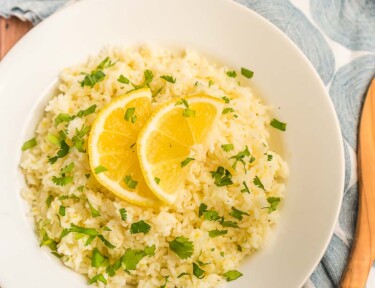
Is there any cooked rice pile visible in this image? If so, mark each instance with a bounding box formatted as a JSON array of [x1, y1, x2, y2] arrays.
[[20, 46, 288, 288]]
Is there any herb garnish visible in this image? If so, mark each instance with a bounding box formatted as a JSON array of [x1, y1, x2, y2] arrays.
[[181, 157, 195, 167], [88, 274, 107, 285], [198, 203, 208, 217], [22, 137, 37, 151], [267, 154, 273, 161], [270, 118, 287, 131], [226, 71, 237, 78], [229, 146, 250, 170], [124, 107, 137, 123], [124, 175, 138, 189], [122, 245, 155, 270], [208, 229, 228, 238], [222, 107, 235, 114], [253, 176, 265, 191], [160, 75, 176, 83], [94, 165, 108, 174], [59, 206, 66, 216], [193, 263, 205, 279], [77, 105, 97, 118], [87, 200, 101, 218], [210, 166, 233, 187], [223, 270, 243, 281], [221, 143, 234, 152], [266, 197, 281, 213], [130, 220, 151, 234], [169, 237, 194, 259], [229, 207, 249, 221], [240, 181, 250, 194], [119, 208, 127, 221], [131, 69, 154, 89], [241, 67, 254, 79], [154, 177, 160, 184], [118, 75, 130, 84], [91, 248, 106, 268]]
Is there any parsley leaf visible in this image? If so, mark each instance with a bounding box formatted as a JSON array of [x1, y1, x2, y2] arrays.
[[160, 75, 176, 83], [46, 195, 54, 208], [131, 69, 154, 89], [177, 272, 191, 278], [52, 175, 73, 186], [221, 143, 234, 152], [154, 177, 160, 184], [46, 134, 60, 146], [122, 245, 155, 270], [130, 220, 151, 234], [124, 107, 137, 123], [229, 207, 249, 221], [226, 71, 237, 78], [87, 200, 101, 218], [270, 118, 287, 131], [220, 220, 239, 228], [223, 270, 243, 281], [106, 258, 122, 277], [208, 229, 227, 238], [97, 57, 116, 70], [59, 206, 66, 216], [67, 224, 100, 236], [266, 197, 281, 213], [182, 108, 196, 118], [180, 157, 195, 167], [118, 74, 130, 84], [61, 162, 74, 174], [241, 67, 254, 79], [193, 263, 205, 279], [124, 175, 138, 189], [119, 208, 127, 221], [203, 210, 220, 221], [88, 274, 107, 285], [267, 154, 273, 161], [229, 146, 250, 170], [80, 70, 106, 88], [221, 96, 231, 103], [210, 166, 233, 187], [253, 176, 265, 191], [198, 203, 208, 217], [161, 276, 169, 288], [222, 107, 235, 114], [98, 235, 115, 249], [94, 165, 108, 174], [48, 139, 70, 164], [22, 137, 37, 151], [169, 237, 194, 259], [77, 105, 97, 118], [91, 248, 106, 268], [54, 113, 75, 126], [240, 181, 250, 194]]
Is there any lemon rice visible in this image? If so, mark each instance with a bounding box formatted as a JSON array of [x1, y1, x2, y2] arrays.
[[20, 46, 288, 288]]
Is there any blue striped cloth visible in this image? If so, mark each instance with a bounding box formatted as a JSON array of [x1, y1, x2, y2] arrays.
[[1, 0, 375, 287]]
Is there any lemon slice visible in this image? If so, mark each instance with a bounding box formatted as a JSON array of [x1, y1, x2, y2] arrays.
[[137, 95, 223, 204], [88, 88, 159, 206]]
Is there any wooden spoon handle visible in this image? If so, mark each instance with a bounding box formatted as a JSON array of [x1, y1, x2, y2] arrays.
[[340, 180, 373, 287], [341, 79, 375, 288]]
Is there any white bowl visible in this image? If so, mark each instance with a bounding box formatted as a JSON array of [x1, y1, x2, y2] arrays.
[[0, 0, 344, 287]]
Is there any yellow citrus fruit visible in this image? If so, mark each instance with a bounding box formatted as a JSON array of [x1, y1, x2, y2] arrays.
[[88, 88, 159, 206], [137, 95, 223, 205]]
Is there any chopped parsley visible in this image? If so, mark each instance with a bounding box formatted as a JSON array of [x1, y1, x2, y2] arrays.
[[152, 86, 163, 97], [59, 206, 66, 216], [177, 272, 191, 278], [223, 270, 243, 282], [169, 237, 194, 259], [253, 176, 265, 191], [154, 177, 160, 184], [77, 185, 85, 192], [222, 107, 235, 114], [182, 108, 196, 118], [210, 166, 233, 187], [226, 71, 237, 78], [198, 203, 208, 217], [208, 229, 228, 238], [88, 274, 107, 285], [87, 200, 101, 218], [46, 195, 53, 208], [229, 146, 250, 170], [66, 224, 99, 236], [221, 96, 231, 103], [77, 105, 97, 118], [203, 210, 220, 221], [240, 181, 250, 194], [106, 258, 122, 277], [46, 134, 60, 146], [130, 220, 151, 234], [61, 162, 74, 174], [48, 139, 70, 164], [22, 137, 37, 151], [161, 276, 169, 288], [221, 220, 239, 228], [54, 113, 75, 126], [270, 118, 287, 131], [175, 98, 189, 107], [119, 208, 127, 221], [237, 245, 242, 252], [180, 157, 195, 167], [124, 107, 137, 123], [122, 245, 155, 270], [97, 57, 117, 70], [267, 154, 273, 161], [208, 79, 214, 87], [39, 229, 58, 251], [193, 263, 205, 279], [97, 235, 115, 249], [229, 207, 249, 221], [72, 125, 90, 152], [80, 70, 106, 88], [103, 226, 112, 231], [94, 165, 108, 174], [221, 143, 234, 152], [91, 248, 106, 268], [160, 75, 176, 83], [124, 175, 138, 189], [118, 74, 130, 84], [52, 175, 73, 186], [131, 69, 154, 89], [266, 197, 281, 213], [241, 67, 254, 79]]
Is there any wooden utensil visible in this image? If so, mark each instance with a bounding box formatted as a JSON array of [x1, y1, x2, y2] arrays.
[[341, 78, 375, 288]]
